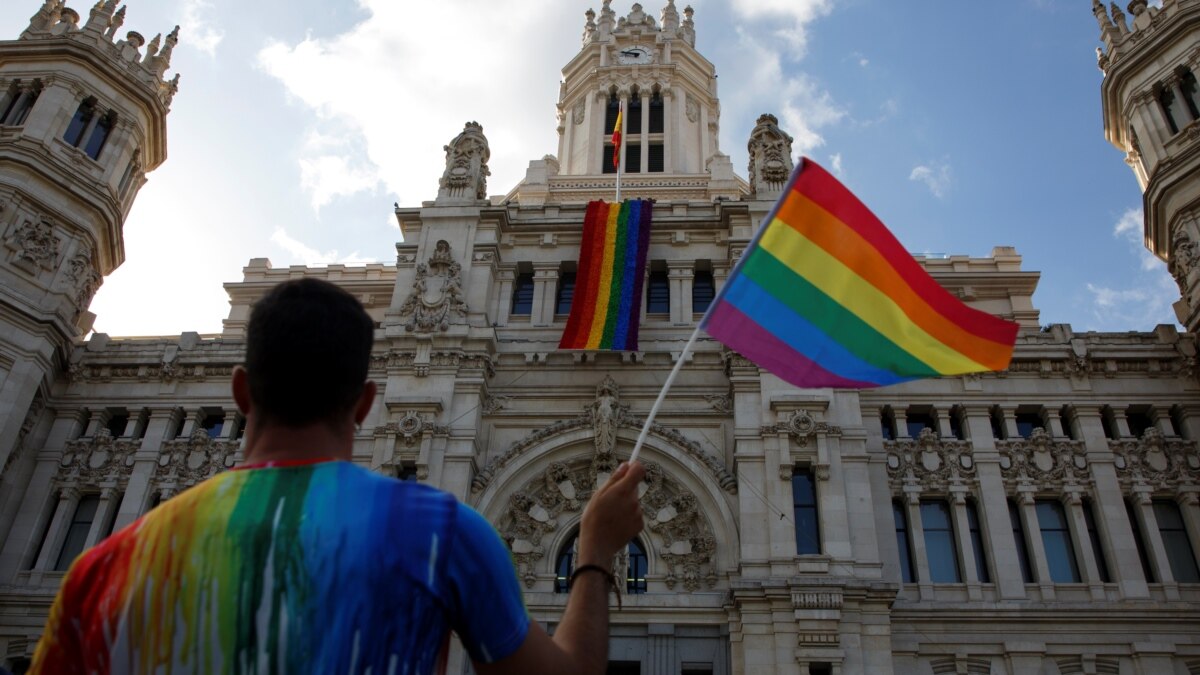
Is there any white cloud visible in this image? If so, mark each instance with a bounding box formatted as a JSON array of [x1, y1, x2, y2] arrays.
[[909, 160, 952, 198], [728, 0, 833, 57], [1112, 207, 1159, 271], [179, 0, 223, 57], [298, 154, 381, 212], [829, 152, 843, 176], [270, 227, 372, 265], [1084, 207, 1178, 329]]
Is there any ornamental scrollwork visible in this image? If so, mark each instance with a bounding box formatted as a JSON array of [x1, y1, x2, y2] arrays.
[[396, 240, 468, 333], [500, 456, 717, 591], [372, 410, 448, 448], [1110, 427, 1200, 491], [58, 428, 140, 486], [155, 428, 241, 492], [10, 219, 60, 269], [997, 428, 1090, 490], [884, 427, 976, 491]]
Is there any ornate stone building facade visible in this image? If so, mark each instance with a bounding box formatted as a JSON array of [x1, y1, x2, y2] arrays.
[[1, 2, 1199, 674]]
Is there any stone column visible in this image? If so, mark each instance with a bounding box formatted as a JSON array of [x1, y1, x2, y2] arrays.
[[999, 406, 1019, 440], [112, 408, 175, 530], [647, 624, 676, 674], [1177, 493, 1200, 574], [1064, 492, 1106, 599], [667, 261, 693, 324], [83, 487, 119, 548], [964, 407, 1026, 599], [1018, 492, 1056, 600], [495, 269, 515, 326], [662, 87, 674, 173], [950, 491, 982, 600], [589, 90, 606, 174], [1074, 405, 1149, 598], [819, 434, 852, 560], [33, 487, 80, 571], [531, 263, 559, 327], [0, 359, 49, 473], [218, 410, 238, 439], [1131, 491, 1180, 600], [902, 491, 933, 599]]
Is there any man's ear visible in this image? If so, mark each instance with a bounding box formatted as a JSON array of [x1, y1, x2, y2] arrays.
[[354, 380, 377, 427], [232, 366, 253, 415]]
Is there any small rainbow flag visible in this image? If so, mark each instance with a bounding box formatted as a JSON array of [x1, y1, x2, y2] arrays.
[[702, 158, 1018, 388], [559, 199, 653, 351]]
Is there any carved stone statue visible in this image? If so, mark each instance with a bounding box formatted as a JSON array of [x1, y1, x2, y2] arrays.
[[589, 375, 625, 455], [747, 113, 794, 197], [1170, 228, 1198, 296], [582, 8, 598, 45], [437, 121, 491, 203], [396, 240, 468, 332], [679, 5, 696, 46]]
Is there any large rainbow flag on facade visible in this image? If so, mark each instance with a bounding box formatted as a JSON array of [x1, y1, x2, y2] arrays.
[[559, 199, 653, 351], [701, 158, 1018, 389]]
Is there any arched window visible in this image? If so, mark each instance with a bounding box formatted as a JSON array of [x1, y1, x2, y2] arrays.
[[627, 88, 642, 135], [63, 96, 116, 160], [554, 531, 649, 594], [63, 97, 97, 147], [648, 88, 664, 134], [0, 78, 42, 126], [1181, 69, 1200, 121]]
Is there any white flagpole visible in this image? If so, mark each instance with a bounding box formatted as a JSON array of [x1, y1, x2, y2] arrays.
[[627, 325, 703, 464]]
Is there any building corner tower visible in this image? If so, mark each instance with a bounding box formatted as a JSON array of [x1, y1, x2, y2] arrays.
[[0, 1, 178, 543], [1096, 0, 1200, 329]]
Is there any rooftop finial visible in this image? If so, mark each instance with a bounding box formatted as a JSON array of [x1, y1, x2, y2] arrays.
[[1109, 2, 1129, 32], [661, 0, 680, 32], [583, 8, 597, 45], [679, 5, 695, 46], [104, 5, 125, 39]]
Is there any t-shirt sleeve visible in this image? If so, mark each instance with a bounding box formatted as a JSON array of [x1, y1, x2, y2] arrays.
[[444, 502, 531, 664], [28, 555, 89, 674]]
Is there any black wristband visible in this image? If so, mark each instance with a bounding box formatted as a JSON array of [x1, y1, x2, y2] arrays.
[[568, 564, 622, 610]]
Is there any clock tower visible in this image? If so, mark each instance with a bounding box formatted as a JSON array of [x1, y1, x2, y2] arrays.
[[512, 1, 743, 205]]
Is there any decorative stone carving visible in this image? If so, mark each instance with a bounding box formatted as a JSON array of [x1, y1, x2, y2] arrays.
[[471, 401, 736, 495], [1111, 427, 1200, 491], [438, 121, 490, 201], [64, 245, 101, 310], [704, 393, 732, 414], [885, 428, 977, 491], [747, 113, 794, 196], [685, 94, 700, 123], [3, 391, 45, 473], [482, 394, 511, 414], [997, 428, 1091, 490], [573, 101, 585, 125], [500, 456, 717, 591], [589, 375, 625, 455], [1170, 228, 1197, 295], [155, 428, 240, 491], [396, 240, 468, 332], [581, 8, 597, 45], [762, 410, 842, 447], [372, 410, 448, 448], [617, 3, 656, 30], [10, 219, 60, 270], [58, 428, 139, 486], [661, 0, 680, 31]]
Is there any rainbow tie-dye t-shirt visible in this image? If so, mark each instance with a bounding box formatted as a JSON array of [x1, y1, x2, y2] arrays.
[[30, 460, 530, 674]]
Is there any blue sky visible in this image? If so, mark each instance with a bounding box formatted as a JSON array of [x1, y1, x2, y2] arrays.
[[0, 0, 1176, 336]]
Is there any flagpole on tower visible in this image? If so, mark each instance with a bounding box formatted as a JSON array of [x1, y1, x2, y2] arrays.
[[614, 101, 624, 202]]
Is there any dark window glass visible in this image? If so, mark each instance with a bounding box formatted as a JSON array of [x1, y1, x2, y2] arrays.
[[792, 470, 819, 555], [232, 416, 245, 441], [607, 663, 640, 675], [949, 408, 964, 440], [626, 538, 648, 594], [1183, 70, 1200, 120], [1101, 408, 1117, 440], [172, 413, 187, 439], [880, 408, 896, 441], [1161, 86, 1181, 134], [200, 413, 224, 439], [554, 537, 575, 593], [100, 492, 122, 541], [1, 80, 40, 126], [604, 95, 620, 131], [55, 495, 100, 571], [647, 143, 664, 173], [627, 95, 642, 134], [556, 272, 576, 315], [921, 500, 961, 583], [809, 665, 833, 675], [396, 464, 419, 482], [105, 413, 129, 438], [84, 112, 113, 159], [1126, 409, 1154, 439], [1009, 499, 1033, 583], [1015, 412, 1043, 439], [1170, 405, 1186, 438], [147, 491, 163, 513], [1036, 500, 1081, 582], [511, 273, 534, 316], [1083, 499, 1110, 583], [906, 412, 935, 439], [648, 91, 664, 133], [990, 408, 1006, 440], [625, 144, 641, 173], [602, 145, 617, 174], [0, 84, 21, 123], [1126, 500, 1155, 582], [646, 269, 669, 313], [63, 97, 96, 147], [1154, 499, 1200, 583], [692, 270, 714, 313], [682, 669, 713, 675], [967, 501, 989, 583], [894, 501, 914, 582], [1059, 406, 1076, 440]]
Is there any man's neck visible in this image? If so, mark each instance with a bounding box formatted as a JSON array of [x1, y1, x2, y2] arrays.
[[239, 421, 354, 466]]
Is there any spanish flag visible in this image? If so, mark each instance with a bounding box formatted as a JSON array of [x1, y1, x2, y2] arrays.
[[611, 105, 623, 170]]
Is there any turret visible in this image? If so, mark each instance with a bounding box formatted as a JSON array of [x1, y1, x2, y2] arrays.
[[0, 1, 178, 471], [1097, 0, 1200, 330]]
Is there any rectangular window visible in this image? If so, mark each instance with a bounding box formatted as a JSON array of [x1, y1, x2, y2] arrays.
[[1101, 406, 1118, 440], [1170, 405, 1186, 438], [646, 269, 669, 314], [1059, 405, 1077, 440], [602, 146, 617, 174], [1083, 499, 1110, 583], [105, 412, 129, 438], [967, 501, 990, 583], [905, 410, 935, 439], [604, 97, 620, 131], [647, 143, 664, 173], [171, 412, 187, 439], [949, 406, 965, 440], [990, 407, 1006, 440], [1015, 411, 1043, 439], [625, 144, 641, 173], [555, 271, 576, 315], [396, 463, 419, 482], [1126, 407, 1155, 439], [83, 111, 114, 160], [921, 500, 961, 583], [511, 272, 534, 316], [792, 469, 819, 555], [1126, 500, 1156, 582], [607, 663, 640, 675], [894, 501, 915, 582], [200, 412, 224, 439], [55, 494, 100, 571], [648, 93, 664, 133], [880, 407, 896, 441], [1009, 499, 1033, 583], [1036, 500, 1081, 583], [63, 98, 95, 147], [692, 270, 714, 313], [1154, 499, 1200, 583], [626, 97, 642, 135]]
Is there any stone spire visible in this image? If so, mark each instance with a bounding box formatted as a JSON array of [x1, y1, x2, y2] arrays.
[[582, 8, 597, 45], [679, 5, 695, 46], [661, 0, 680, 32]]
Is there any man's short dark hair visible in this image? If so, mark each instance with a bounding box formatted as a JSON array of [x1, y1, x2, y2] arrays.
[[245, 278, 374, 427]]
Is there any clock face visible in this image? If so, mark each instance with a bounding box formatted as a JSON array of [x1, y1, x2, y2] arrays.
[[616, 45, 653, 65]]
